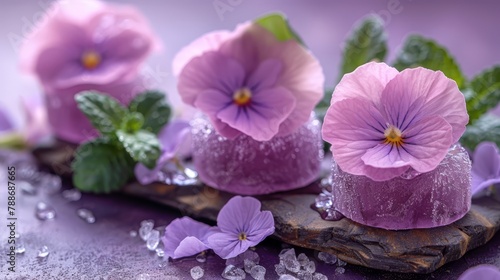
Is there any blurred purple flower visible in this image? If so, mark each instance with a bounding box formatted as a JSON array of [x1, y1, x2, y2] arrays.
[[161, 217, 216, 259], [21, 95, 51, 145], [458, 265, 500, 280], [0, 107, 13, 133], [134, 120, 191, 185], [208, 196, 274, 259], [19, 0, 161, 143], [471, 142, 500, 195], [174, 22, 324, 141], [322, 62, 468, 181]]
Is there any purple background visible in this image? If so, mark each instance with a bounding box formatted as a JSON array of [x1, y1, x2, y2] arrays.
[[1, 0, 499, 126]]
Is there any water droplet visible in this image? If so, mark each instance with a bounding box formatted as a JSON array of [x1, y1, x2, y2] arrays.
[[195, 252, 206, 263], [129, 230, 137, 237], [146, 229, 160, 251], [35, 202, 56, 220], [20, 181, 37, 195], [15, 243, 26, 254], [190, 265, 204, 280], [37, 245, 49, 258], [62, 189, 82, 201], [155, 247, 164, 257], [139, 220, 154, 241], [40, 174, 62, 194], [77, 208, 95, 223]]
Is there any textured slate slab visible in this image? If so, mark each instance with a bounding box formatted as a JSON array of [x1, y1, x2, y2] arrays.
[[34, 144, 500, 274]]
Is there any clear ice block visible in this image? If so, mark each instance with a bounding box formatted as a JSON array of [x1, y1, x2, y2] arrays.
[[330, 144, 472, 230], [191, 115, 323, 195]]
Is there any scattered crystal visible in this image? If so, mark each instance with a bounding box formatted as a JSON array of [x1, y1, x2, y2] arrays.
[[196, 252, 207, 263], [37, 245, 49, 258], [226, 249, 259, 267], [139, 220, 154, 241], [279, 275, 299, 280], [304, 261, 316, 273], [275, 264, 286, 276], [221, 265, 246, 280], [317, 252, 337, 264], [297, 253, 310, 267], [314, 191, 332, 209], [190, 266, 204, 280], [35, 202, 56, 220], [249, 265, 266, 280], [335, 267, 346, 274], [337, 259, 346, 267], [155, 248, 165, 257], [62, 189, 82, 201], [312, 272, 327, 280], [279, 248, 297, 261], [77, 208, 95, 223], [40, 174, 62, 194], [146, 229, 160, 251], [15, 242, 26, 254], [19, 181, 37, 195], [244, 259, 256, 273], [283, 258, 301, 273], [129, 230, 137, 237], [297, 271, 313, 280]]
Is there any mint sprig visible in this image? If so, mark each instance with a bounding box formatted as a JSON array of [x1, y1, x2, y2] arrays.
[[72, 91, 171, 193]]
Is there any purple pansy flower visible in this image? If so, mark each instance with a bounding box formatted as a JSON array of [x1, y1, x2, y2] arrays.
[[458, 265, 500, 280], [471, 142, 500, 196], [19, 0, 161, 143], [174, 22, 324, 141], [0, 106, 13, 133], [208, 196, 275, 259], [134, 119, 191, 185], [161, 217, 216, 259], [322, 62, 468, 181]]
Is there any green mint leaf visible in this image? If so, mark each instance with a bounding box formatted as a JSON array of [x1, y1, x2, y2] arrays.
[[72, 139, 134, 193], [466, 66, 500, 124], [255, 13, 303, 44], [75, 91, 128, 136], [393, 35, 466, 89], [339, 15, 387, 80], [121, 112, 144, 133], [128, 90, 171, 134], [460, 114, 500, 151], [116, 130, 161, 169]]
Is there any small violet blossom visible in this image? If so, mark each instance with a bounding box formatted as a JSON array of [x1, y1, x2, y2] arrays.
[[471, 142, 500, 196], [19, 0, 161, 143], [174, 22, 324, 141], [208, 196, 275, 259], [322, 62, 469, 181], [458, 264, 500, 280], [134, 120, 191, 185], [161, 217, 216, 259]]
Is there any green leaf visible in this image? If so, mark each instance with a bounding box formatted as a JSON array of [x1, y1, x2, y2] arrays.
[[72, 139, 134, 193], [466, 66, 500, 123], [75, 91, 127, 135], [393, 35, 466, 89], [255, 13, 303, 44], [460, 114, 500, 151], [128, 91, 171, 134], [339, 15, 387, 80], [121, 112, 144, 133], [116, 130, 161, 169]]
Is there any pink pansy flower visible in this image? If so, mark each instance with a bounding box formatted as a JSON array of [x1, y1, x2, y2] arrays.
[[161, 217, 216, 259], [174, 22, 324, 141], [134, 119, 192, 185], [208, 196, 275, 259], [471, 142, 500, 196], [19, 0, 161, 143], [322, 62, 468, 181]]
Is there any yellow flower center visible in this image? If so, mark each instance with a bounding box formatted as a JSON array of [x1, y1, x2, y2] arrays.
[[384, 125, 404, 147], [81, 50, 101, 70], [238, 232, 247, 241], [233, 88, 252, 106]]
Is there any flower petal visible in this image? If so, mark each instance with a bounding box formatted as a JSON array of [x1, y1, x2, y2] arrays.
[[471, 176, 500, 196], [158, 119, 192, 158], [162, 217, 215, 259], [216, 196, 261, 234], [216, 87, 296, 141], [178, 51, 245, 105], [472, 142, 500, 180], [247, 59, 282, 92], [383, 67, 468, 142], [458, 265, 500, 280], [361, 144, 412, 169], [246, 211, 275, 244], [208, 231, 249, 259], [171, 236, 211, 259], [331, 62, 399, 107]]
